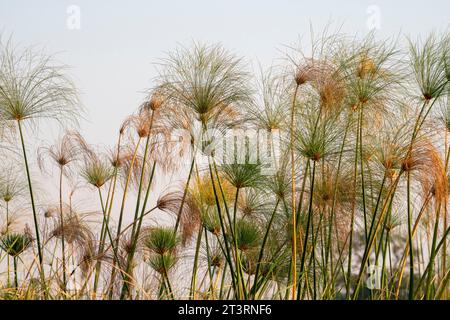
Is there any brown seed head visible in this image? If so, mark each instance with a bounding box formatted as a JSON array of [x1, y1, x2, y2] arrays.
[[357, 56, 377, 78], [147, 92, 164, 111]]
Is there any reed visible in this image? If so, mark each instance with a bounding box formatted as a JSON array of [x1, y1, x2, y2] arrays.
[[0, 30, 449, 300]]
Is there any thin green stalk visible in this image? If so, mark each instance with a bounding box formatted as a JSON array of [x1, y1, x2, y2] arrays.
[[6, 201, 10, 286], [130, 111, 155, 240], [359, 106, 368, 241], [294, 160, 310, 299], [352, 173, 402, 299], [381, 229, 390, 299], [425, 204, 442, 299], [393, 192, 432, 298], [298, 160, 316, 298], [232, 186, 245, 299], [13, 256, 18, 289], [93, 182, 112, 294], [174, 156, 195, 233], [100, 168, 118, 298], [190, 226, 203, 299], [162, 256, 174, 300], [413, 224, 450, 298], [290, 84, 300, 299], [212, 161, 235, 240], [219, 263, 227, 299], [120, 160, 157, 299], [435, 268, 450, 299], [115, 137, 142, 250], [207, 160, 237, 296], [367, 174, 387, 244], [59, 166, 67, 293], [109, 137, 142, 293], [326, 113, 351, 282], [407, 170, 414, 299], [251, 198, 280, 298], [204, 228, 215, 297], [17, 120, 46, 294], [104, 133, 123, 298], [346, 110, 360, 299], [442, 135, 449, 298], [96, 188, 124, 293]]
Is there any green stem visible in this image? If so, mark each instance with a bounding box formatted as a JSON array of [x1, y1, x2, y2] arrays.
[[359, 107, 368, 241], [290, 84, 300, 299], [120, 161, 157, 299], [6, 201, 10, 286], [190, 226, 203, 299], [96, 188, 124, 294], [352, 174, 402, 299], [232, 186, 245, 299], [208, 160, 237, 296], [174, 156, 195, 233], [251, 199, 280, 298], [325, 113, 351, 286], [59, 166, 67, 293], [17, 120, 46, 293], [130, 111, 155, 240], [407, 170, 414, 299], [346, 110, 360, 299], [109, 137, 142, 294], [14, 256, 18, 289], [298, 160, 316, 298], [115, 137, 142, 252], [425, 205, 442, 299], [413, 224, 450, 298]]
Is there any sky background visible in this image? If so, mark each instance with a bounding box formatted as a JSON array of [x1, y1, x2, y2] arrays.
[[0, 0, 449, 227], [1, 0, 449, 146]]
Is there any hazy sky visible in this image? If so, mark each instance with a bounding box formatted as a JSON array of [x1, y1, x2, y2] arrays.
[[1, 0, 449, 146]]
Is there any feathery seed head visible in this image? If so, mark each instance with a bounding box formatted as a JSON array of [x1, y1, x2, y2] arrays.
[[0, 232, 33, 257]]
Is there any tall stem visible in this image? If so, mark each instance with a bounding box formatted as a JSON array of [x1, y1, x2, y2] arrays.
[[115, 137, 142, 248], [59, 166, 67, 293], [295, 160, 310, 299], [6, 202, 9, 233], [290, 84, 299, 299], [174, 156, 195, 233], [251, 199, 280, 298], [299, 160, 316, 297], [6, 201, 10, 286], [96, 188, 123, 296], [104, 133, 123, 298], [207, 159, 237, 296], [130, 111, 155, 240], [232, 186, 246, 299], [190, 226, 203, 299], [17, 120, 46, 289], [442, 131, 449, 298], [94, 178, 114, 295], [359, 107, 368, 240], [407, 170, 414, 299], [346, 110, 359, 299], [109, 137, 142, 292], [120, 160, 157, 299], [13, 256, 18, 288], [352, 174, 402, 299], [425, 204, 442, 299]]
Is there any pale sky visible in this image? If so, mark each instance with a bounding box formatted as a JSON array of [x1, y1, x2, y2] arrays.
[[1, 0, 449, 227], [1, 0, 449, 146]]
